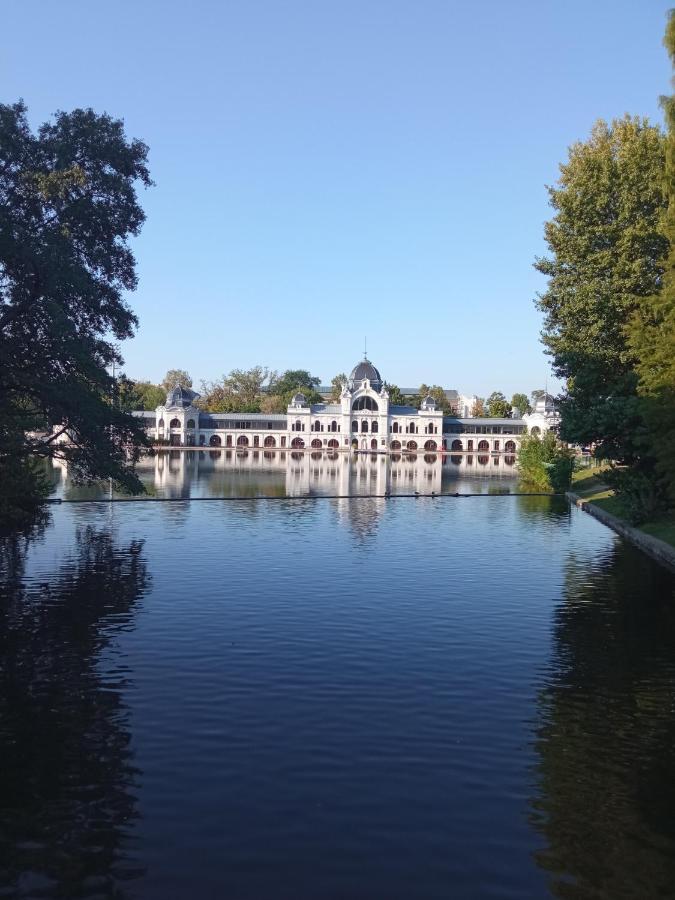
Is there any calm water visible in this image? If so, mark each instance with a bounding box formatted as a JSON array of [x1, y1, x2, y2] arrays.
[[1, 453, 675, 899]]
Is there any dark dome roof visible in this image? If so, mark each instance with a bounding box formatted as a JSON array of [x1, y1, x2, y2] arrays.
[[165, 384, 200, 408], [349, 358, 382, 389], [421, 395, 436, 408]]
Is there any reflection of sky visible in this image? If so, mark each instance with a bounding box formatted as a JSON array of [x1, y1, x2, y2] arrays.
[[47, 450, 519, 501], [6, 491, 645, 898]]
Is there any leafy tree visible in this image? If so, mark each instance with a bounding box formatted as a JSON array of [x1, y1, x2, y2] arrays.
[[0, 101, 152, 526], [134, 380, 166, 410], [269, 369, 322, 406], [384, 383, 404, 405], [117, 377, 164, 411], [470, 397, 486, 417], [330, 373, 347, 402], [486, 391, 512, 418], [270, 369, 320, 396], [534, 115, 668, 465], [511, 392, 532, 415], [626, 12, 675, 506], [161, 369, 192, 391], [518, 431, 574, 492]]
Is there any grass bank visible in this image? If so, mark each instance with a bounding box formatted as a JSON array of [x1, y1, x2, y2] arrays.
[[572, 463, 675, 550]]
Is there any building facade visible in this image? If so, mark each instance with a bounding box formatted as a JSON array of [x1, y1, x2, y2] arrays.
[[134, 358, 559, 454]]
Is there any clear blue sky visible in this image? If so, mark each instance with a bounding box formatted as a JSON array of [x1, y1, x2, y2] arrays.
[[2, 1, 671, 396]]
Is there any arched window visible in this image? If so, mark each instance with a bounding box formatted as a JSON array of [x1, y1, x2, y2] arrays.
[[361, 420, 368, 433], [451, 439, 462, 451], [505, 440, 516, 453], [392, 421, 399, 433], [295, 420, 302, 432], [352, 396, 379, 412], [477, 439, 489, 451], [371, 438, 378, 451], [209, 435, 221, 446], [352, 420, 358, 432], [407, 440, 418, 451], [169, 418, 181, 428], [291, 437, 304, 449], [327, 438, 339, 449], [186, 418, 195, 429], [311, 438, 322, 449], [237, 435, 249, 447], [371, 421, 378, 433], [424, 440, 437, 451], [158, 418, 165, 429], [391, 439, 401, 451], [264, 436, 276, 447], [330, 420, 337, 432], [314, 420, 321, 431]]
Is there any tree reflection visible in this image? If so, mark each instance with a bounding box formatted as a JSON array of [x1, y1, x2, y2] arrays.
[[531, 543, 675, 897], [0, 527, 150, 897]]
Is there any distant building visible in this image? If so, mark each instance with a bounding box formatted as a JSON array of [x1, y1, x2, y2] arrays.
[[134, 357, 558, 453]]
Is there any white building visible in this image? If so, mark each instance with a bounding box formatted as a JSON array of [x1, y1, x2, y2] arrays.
[[134, 358, 558, 454]]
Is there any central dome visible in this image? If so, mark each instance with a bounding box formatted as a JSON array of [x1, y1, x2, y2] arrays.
[[349, 358, 383, 391]]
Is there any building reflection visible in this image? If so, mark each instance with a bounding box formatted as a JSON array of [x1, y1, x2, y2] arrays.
[[0, 527, 149, 897], [144, 449, 518, 499], [530, 543, 675, 897]]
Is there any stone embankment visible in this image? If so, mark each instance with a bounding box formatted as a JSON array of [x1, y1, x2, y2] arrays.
[[567, 491, 675, 573]]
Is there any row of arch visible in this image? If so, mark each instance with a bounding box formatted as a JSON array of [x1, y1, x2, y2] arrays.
[[159, 417, 197, 430], [204, 435, 519, 452], [449, 439, 516, 452], [351, 420, 379, 433]]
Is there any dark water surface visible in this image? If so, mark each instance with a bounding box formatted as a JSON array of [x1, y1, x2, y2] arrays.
[[2, 455, 675, 899]]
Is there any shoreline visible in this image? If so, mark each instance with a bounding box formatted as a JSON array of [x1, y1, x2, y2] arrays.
[[567, 490, 675, 574]]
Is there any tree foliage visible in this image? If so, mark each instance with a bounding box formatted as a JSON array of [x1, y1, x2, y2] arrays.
[[384, 383, 404, 405], [518, 432, 574, 493], [511, 392, 532, 415], [330, 373, 347, 403], [0, 101, 152, 525], [161, 369, 192, 391], [486, 391, 511, 418], [535, 115, 668, 464], [470, 397, 486, 417], [626, 12, 675, 505]]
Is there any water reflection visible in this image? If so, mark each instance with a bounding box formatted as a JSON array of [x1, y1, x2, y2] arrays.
[[49, 450, 519, 501], [0, 527, 150, 898], [532, 543, 675, 897]]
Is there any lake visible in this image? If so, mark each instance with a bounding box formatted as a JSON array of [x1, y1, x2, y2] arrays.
[[1, 452, 674, 899]]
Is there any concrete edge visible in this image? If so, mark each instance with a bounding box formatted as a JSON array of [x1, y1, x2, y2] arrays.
[[566, 491, 675, 574]]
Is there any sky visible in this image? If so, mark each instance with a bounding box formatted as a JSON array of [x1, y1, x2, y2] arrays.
[[2, 0, 672, 397]]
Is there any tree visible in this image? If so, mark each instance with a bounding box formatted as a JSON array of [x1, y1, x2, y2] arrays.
[[161, 369, 192, 392], [486, 391, 512, 418], [384, 383, 404, 405], [117, 377, 164, 412], [518, 431, 574, 493], [270, 369, 320, 396], [534, 115, 668, 465], [470, 397, 486, 417], [626, 12, 675, 506], [330, 373, 347, 402], [269, 369, 323, 406], [0, 101, 152, 526], [199, 367, 271, 413], [511, 393, 532, 415]]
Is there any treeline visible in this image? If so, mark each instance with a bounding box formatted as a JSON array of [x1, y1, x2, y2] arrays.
[[535, 12, 675, 522], [121, 368, 540, 419]]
